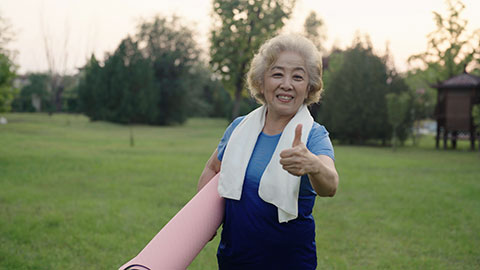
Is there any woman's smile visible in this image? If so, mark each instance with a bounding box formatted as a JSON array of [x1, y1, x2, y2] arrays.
[[262, 50, 309, 119], [277, 93, 294, 102]]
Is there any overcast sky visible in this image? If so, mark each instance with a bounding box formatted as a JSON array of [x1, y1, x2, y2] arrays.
[[2, 0, 480, 74]]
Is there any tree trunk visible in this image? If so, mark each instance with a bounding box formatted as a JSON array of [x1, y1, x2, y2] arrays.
[[55, 85, 64, 112], [231, 60, 248, 120], [231, 89, 242, 120], [130, 124, 135, 147], [392, 126, 397, 151]]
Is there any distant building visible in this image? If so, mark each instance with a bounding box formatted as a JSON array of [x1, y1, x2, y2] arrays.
[[13, 74, 29, 89], [434, 72, 480, 150]]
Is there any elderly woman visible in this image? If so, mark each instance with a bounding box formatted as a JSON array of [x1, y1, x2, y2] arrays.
[[197, 34, 339, 270]]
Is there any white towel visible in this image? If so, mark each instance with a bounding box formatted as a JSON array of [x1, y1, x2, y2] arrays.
[[218, 105, 313, 223]]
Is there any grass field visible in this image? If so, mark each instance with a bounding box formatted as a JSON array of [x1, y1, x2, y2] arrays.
[[0, 113, 479, 269]]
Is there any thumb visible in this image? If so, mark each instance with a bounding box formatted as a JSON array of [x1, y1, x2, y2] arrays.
[[292, 124, 302, 147]]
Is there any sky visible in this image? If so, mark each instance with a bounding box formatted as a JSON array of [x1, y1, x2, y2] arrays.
[[2, 0, 480, 74]]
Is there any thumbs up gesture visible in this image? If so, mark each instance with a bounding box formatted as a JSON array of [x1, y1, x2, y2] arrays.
[[280, 124, 317, 176], [292, 123, 303, 148]]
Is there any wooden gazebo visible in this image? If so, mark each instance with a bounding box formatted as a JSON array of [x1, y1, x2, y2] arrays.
[[434, 72, 480, 150]]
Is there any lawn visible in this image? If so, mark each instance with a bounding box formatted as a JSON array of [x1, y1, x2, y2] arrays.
[[0, 113, 479, 269]]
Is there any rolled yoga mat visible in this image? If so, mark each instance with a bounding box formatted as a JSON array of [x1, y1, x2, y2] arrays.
[[119, 174, 224, 270]]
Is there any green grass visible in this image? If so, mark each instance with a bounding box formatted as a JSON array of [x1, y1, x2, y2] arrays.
[[1, 113, 479, 269]]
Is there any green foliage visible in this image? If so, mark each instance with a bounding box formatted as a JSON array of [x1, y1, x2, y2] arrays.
[[408, 0, 480, 82], [388, 71, 414, 143], [303, 11, 326, 53], [0, 52, 16, 112], [319, 36, 412, 145], [136, 16, 200, 125], [386, 92, 410, 150], [0, 11, 14, 54], [61, 74, 80, 113], [77, 55, 102, 120], [404, 68, 437, 120], [79, 37, 158, 124], [78, 16, 226, 125], [0, 12, 16, 113], [184, 64, 232, 118], [11, 73, 51, 112], [210, 0, 295, 118]]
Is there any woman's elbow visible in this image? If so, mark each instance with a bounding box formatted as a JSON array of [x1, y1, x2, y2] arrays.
[[323, 173, 339, 197], [327, 187, 337, 197], [318, 186, 337, 197]]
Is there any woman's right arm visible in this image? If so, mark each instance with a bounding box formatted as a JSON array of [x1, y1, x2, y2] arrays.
[[197, 149, 222, 192]]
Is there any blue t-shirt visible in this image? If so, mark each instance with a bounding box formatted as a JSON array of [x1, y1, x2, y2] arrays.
[[216, 116, 335, 270]]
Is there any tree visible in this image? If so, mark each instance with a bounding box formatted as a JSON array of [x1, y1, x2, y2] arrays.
[[404, 69, 437, 119], [136, 16, 201, 125], [386, 92, 410, 150], [0, 11, 14, 53], [183, 63, 232, 118], [319, 35, 411, 145], [303, 10, 327, 119], [77, 55, 102, 120], [40, 10, 72, 113], [403, 68, 438, 144], [303, 11, 327, 53], [78, 15, 218, 125], [79, 37, 155, 124], [11, 73, 50, 112], [60, 74, 80, 113], [0, 12, 16, 113], [0, 53, 16, 112], [210, 0, 296, 119], [408, 0, 480, 82]]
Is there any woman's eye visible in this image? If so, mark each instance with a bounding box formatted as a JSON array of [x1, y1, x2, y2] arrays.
[[272, 73, 283, 78], [293, 75, 304, 81]]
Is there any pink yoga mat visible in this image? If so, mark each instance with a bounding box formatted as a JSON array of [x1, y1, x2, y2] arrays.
[[119, 174, 224, 270]]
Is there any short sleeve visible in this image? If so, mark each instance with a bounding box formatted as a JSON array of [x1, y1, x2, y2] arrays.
[[217, 116, 245, 161], [306, 122, 335, 161]]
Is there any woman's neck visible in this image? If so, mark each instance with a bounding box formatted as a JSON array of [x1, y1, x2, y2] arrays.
[[262, 109, 294, 135]]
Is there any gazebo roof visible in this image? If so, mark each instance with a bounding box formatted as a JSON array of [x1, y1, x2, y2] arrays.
[[435, 72, 480, 89]]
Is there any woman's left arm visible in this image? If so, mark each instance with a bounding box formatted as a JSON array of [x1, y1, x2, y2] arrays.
[[280, 147, 338, 197], [279, 124, 339, 197], [305, 154, 338, 197]]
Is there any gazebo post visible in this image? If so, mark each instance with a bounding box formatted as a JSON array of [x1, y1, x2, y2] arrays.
[[477, 131, 480, 152], [470, 129, 475, 150], [443, 130, 448, 149], [451, 130, 458, 149]]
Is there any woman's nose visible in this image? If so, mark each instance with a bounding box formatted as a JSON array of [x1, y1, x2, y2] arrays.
[[280, 77, 293, 90]]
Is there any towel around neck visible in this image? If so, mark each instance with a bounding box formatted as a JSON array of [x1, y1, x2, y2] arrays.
[[218, 105, 314, 223]]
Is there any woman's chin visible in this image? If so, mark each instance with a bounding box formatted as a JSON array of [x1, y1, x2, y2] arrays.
[[267, 103, 300, 118]]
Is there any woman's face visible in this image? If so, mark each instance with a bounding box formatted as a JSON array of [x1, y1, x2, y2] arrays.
[[262, 50, 309, 119]]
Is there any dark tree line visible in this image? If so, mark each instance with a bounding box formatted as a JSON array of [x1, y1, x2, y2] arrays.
[[77, 16, 229, 125], [317, 37, 412, 145]]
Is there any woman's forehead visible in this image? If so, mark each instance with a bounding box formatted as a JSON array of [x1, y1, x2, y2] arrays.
[[270, 51, 306, 71]]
